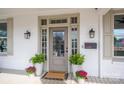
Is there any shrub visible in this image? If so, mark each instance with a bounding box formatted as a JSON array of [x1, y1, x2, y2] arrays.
[[31, 53, 45, 64], [69, 53, 85, 65]]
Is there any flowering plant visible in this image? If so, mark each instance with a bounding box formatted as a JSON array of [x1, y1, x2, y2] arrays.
[[76, 70, 88, 80], [25, 66, 36, 74]]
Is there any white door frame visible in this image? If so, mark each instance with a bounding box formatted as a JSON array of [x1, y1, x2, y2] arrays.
[[38, 13, 80, 73]]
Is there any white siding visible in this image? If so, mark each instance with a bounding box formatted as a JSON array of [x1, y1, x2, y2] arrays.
[[0, 15, 38, 70], [0, 9, 124, 79], [80, 9, 99, 77], [101, 9, 124, 79]]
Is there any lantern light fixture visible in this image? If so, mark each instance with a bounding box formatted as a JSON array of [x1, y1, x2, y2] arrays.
[[89, 28, 95, 38], [24, 30, 31, 39]]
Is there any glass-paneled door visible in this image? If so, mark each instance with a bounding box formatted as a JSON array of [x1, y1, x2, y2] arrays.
[[49, 27, 68, 72]]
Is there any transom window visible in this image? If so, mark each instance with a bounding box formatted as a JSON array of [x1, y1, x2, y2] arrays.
[[49, 18, 67, 24], [114, 15, 124, 56], [0, 22, 7, 53]]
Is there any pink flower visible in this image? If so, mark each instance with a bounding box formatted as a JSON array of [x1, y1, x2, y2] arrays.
[[79, 71, 87, 77], [76, 70, 88, 79], [25, 66, 36, 74]]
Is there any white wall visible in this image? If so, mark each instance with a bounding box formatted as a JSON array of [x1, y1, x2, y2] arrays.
[[0, 9, 99, 77], [1, 9, 123, 79], [80, 9, 99, 77], [101, 59, 124, 79], [99, 10, 124, 79], [0, 15, 38, 70]]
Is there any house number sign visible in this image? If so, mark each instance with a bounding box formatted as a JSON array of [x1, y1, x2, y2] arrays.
[[84, 42, 97, 49]]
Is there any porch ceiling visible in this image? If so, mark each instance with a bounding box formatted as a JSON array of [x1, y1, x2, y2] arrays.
[[0, 8, 122, 15], [1, 8, 120, 17], [0, 8, 60, 15], [0, 8, 98, 15]]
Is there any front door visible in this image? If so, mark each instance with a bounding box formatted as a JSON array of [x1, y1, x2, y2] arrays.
[[49, 27, 68, 72]]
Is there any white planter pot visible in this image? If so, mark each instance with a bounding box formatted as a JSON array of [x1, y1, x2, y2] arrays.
[[35, 63, 43, 76], [78, 79, 85, 84], [28, 73, 35, 77], [72, 65, 81, 78]]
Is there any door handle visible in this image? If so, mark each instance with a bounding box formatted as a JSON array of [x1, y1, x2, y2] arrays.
[[66, 50, 68, 53], [66, 48, 68, 53]]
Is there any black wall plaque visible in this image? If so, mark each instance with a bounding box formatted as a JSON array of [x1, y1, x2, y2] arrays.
[[84, 42, 97, 49]]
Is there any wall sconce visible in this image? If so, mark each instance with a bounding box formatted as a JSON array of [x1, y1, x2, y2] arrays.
[[24, 30, 31, 39], [89, 28, 95, 38]]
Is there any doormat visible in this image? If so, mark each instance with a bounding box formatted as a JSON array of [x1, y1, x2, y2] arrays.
[[42, 71, 68, 80]]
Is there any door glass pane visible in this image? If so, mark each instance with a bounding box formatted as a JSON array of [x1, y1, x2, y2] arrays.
[[71, 27, 78, 55], [41, 29, 47, 60], [53, 31, 64, 57]]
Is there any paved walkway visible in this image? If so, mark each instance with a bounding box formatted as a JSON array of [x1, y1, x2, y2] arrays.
[[86, 76, 124, 84], [41, 76, 124, 84], [0, 73, 124, 84]]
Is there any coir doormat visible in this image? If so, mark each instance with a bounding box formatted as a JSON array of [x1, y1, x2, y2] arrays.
[[42, 71, 68, 80]]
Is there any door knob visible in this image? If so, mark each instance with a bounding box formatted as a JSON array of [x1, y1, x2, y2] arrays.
[[66, 48, 68, 53], [66, 50, 68, 52]]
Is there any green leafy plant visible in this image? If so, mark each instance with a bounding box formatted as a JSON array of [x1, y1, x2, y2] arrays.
[[31, 53, 45, 64], [69, 53, 85, 65]]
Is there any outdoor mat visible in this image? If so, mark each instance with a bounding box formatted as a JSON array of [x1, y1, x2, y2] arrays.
[[42, 71, 68, 80]]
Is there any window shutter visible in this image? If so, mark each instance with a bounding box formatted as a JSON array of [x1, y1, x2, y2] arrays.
[[7, 18, 13, 55], [103, 10, 113, 59]]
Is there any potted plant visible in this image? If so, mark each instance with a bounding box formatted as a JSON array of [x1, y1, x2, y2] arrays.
[[69, 53, 85, 77], [31, 53, 45, 76], [76, 70, 88, 84], [25, 66, 36, 77]]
